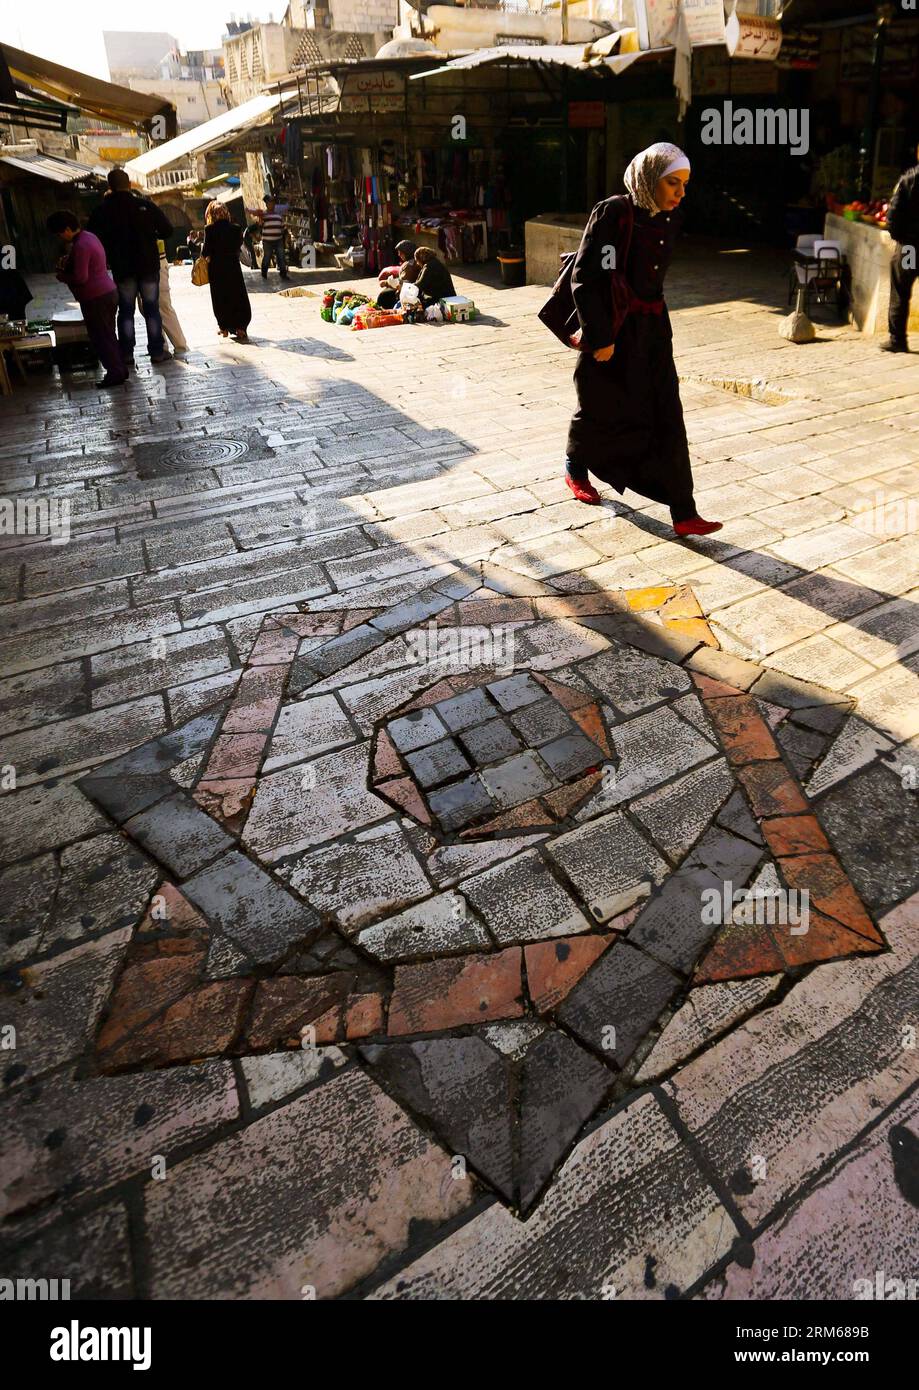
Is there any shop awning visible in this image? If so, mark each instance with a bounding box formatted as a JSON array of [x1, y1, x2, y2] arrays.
[[124, 93, 284, 180], [411, 41, 661, 79], [0, 150, 101, 183], [0, 43, 175, 135]]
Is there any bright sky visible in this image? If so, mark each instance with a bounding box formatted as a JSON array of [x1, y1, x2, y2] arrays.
[[0, 2, 280, 79]]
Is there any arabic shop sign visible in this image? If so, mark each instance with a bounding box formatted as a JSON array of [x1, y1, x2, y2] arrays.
[[339, 70, 406, 113]]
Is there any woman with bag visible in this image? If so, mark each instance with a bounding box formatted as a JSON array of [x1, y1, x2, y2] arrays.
[[563, 143, 721, 538], [200, 202, 251, 343]]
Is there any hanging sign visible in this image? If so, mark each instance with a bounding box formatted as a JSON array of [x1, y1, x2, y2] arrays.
[[568, 101, 606, 129], [680, 0, 726, 48], [638, 0, 680, 50], [725, 12, 783, 61], [339, 71, 406, 113]]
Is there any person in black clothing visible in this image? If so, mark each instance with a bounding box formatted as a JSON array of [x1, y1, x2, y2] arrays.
[[563, 142, 721, 538], [203, 201, 251, 342], [882, 142, 919, 353], [414, 247, 456, 306], [87, 168, 172, 367], [0, 268, 32, 320]]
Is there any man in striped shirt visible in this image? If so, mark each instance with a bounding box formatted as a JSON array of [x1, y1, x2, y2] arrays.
[[258, 197, 289, 281]]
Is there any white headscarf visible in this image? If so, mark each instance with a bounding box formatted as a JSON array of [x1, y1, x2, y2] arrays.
[[624, 142, 691, 215]]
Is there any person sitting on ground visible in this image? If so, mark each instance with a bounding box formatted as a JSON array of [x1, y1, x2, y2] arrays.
[[376, 256, 419, 311], [414, 246, 456, 306], [372, 240, 417, 308]]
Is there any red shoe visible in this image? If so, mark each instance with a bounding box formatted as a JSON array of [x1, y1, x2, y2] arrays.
[[566, 474, 602, 505], [673, 516, 723, 537]]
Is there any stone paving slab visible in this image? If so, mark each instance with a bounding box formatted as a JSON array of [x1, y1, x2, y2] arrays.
[[2, 258, 918, 1298]]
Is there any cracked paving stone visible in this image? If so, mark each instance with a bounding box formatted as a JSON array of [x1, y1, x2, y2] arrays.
[[805, 715, 895, 799], [243, 742, 390, 859], [479, 751, 553, 810], [578, 705, 718, 814], [815, 762, 919, 915], [144, 1066, 471, 1299], [556, 941, 683, 1067], [547, 814, 670, 924], [631, 758, 735, 862], [458, 718, 522, 763], [123, 792, 235, 880], [368, 1089, 739, 1299], [461, 850, 591, 944], [487, 673, 544, 712], [387, 707, 449, 752], [634, 975, 782, 1082], [278, 823, 432, 932], [404, 737, 471, 789], [1, 1059, 238, 1227], [427, 774, 495, 831], [5, 929, 131, 1087], [240, 1047, 348, 1111], [361, 1037, 515, 1203], [79, 771, 174, 824], [538, 732, 605, 782], [434, 687, 497, 732], [355, 892, 490, 961], [388, 946, 524, 1033], [0, 852, 59, 969], [627, 826, 762, 976], [181, 850, 321, 967], [41, 832, 160, 953], [508, 698, 576, 747], [517, 1027, 613, 1212], [578, 644, 691, 715], [2, 1202, 134, 1298], [0, 779, 108, 866], [263, 695, 355, 772]]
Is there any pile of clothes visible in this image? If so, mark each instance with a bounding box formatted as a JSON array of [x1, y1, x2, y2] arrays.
[[319, 288, 372, 326]]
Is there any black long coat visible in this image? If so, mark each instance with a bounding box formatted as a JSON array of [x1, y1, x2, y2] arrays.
[[203, 221, 252, 333], [566, 195, 696, 520]]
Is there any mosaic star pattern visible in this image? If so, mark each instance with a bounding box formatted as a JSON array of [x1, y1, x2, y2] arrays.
[[71, 587, 886, 1216]]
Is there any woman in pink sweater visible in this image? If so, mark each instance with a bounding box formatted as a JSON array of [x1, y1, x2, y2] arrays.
[[46, 211, 127, 388]]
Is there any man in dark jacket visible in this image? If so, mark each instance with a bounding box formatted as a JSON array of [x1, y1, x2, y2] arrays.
[[882, 143, 919, 352], [88, 168, 173, 366]]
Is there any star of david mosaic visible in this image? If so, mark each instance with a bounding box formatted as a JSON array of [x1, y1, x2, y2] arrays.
[[75, 588, 886, 1216]]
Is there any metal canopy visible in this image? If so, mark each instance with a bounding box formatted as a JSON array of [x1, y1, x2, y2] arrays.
[[0, 42, 175, 135], [0, 151, 101, 184], [124, 93, 284, 179]]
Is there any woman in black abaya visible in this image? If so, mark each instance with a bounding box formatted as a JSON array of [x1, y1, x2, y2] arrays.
[[203, 201, 252, 343], [564, 143, 722, 538]]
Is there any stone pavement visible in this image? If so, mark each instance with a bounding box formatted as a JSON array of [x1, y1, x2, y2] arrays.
[[0, 246, 917, 1300]]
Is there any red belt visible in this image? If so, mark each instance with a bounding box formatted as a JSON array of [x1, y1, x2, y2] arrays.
[[628, 294, 665, 315]]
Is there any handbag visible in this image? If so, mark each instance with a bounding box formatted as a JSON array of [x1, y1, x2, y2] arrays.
[[191, 256, 209, 287], [538, 195, 634, 351]]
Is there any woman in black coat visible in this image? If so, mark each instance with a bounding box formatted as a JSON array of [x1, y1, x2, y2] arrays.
[[564, 143, 721, 538], [203, 202, 252, 342], [414, 247, 456, 307]]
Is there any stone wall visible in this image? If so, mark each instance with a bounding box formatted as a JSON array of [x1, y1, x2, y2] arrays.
[[825, 213, 919, 337]]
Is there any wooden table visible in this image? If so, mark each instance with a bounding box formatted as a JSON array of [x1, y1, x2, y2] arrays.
[[0, 333, 55, 394]]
